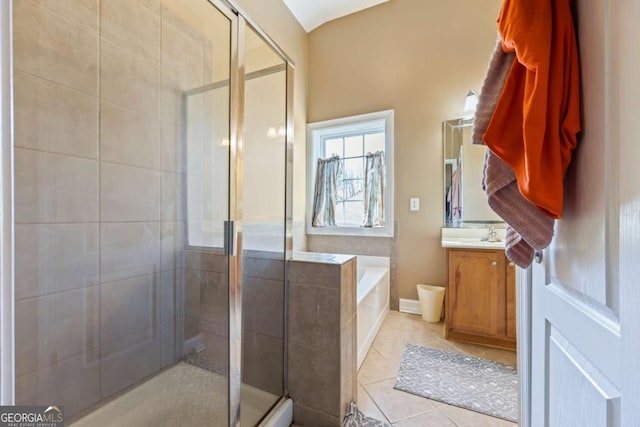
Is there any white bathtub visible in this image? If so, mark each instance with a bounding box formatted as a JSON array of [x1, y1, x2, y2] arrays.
[[356, 256, 390, 369]]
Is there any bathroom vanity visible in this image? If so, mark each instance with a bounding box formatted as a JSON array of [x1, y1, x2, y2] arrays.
[[441, 228, 516, 351]]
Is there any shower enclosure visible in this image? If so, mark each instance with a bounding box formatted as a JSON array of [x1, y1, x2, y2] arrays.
[[0, 0, 293, 425]]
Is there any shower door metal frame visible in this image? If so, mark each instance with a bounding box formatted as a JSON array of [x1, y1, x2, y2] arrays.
[[0, 0, 14, 406]]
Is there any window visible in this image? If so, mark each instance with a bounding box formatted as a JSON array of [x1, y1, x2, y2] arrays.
[[307, 110, 394, 237]]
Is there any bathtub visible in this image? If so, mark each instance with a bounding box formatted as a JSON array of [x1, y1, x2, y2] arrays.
[[356, 256, 390, 369]]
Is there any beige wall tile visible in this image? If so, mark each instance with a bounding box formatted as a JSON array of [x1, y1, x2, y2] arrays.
[[15, 224, 98, 300], [184, 315, 200, 340], [288, 342, 339, 417], [292, 402, 338, 427], [47, 287, 100, 365], [100, 326, 161, 399], [15, 225, 51, 300], [14, 71, 98, 159], [16, 350, 101, 418], [244, 256, 285, 281], [161, 13, 203, 90], [161, 172, 183, 221], [242, 276, 283, 339], [200, 271, 228, 324], [242, 331, 283, 396], [160, 12, 205, 128], [13, 0, 98, 96], [100, 40, 159, 114], [15, 296, 47, 377], [99, 101, 160, 169], [34, 0, 99, 31], [160, 270, 178, 324], [340, 259, 356, 327], [51, 154, 98, 222], [161, 315, 176, 368], [160, 221, 184, 272], [184, 250, 228, 273], [340, 317, 357, 421], [184, 269, 202, 319], [100, 163, 160, 222], [289, 261, 340, 287], [15, 287, 99, 377], [100, 222, 161, 283], [289, 284, 339, 350], [100, 275, 158, 345], [200, 331, 229, 375], [15, 150, 98, 224], [100, 0, 160, 61], [14, 148, 50, 223], [160, 121, 183, 172]]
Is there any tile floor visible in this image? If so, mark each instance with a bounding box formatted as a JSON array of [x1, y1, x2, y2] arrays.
[[357, 310, 518, 427]]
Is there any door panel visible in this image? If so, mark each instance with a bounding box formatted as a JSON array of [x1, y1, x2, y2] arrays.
[[530, 0, 623, 425], [239, 25, 288, 426]]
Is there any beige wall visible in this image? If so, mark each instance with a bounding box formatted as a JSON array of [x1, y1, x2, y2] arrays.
[[307, 0, 502, 300]]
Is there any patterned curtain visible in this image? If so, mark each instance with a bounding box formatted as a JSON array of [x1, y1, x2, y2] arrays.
[[362, 151, 385, 227], [312, 155, 342, 227]]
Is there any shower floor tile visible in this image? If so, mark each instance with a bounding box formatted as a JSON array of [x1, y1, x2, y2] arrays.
[[71, 362, 277, 427]]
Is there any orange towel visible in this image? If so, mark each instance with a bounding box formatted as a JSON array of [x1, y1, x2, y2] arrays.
[[482, 0, 581, 219]]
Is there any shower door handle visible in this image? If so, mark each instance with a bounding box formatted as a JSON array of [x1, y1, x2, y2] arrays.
[[223, 220, 235, 256]]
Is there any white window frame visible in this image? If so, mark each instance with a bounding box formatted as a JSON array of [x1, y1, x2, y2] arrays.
[[306, 109, 394, 237]]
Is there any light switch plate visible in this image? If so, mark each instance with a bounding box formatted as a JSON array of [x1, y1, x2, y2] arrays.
[[410, 197, 420, 211]]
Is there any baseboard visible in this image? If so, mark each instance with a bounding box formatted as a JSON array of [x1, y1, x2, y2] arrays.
[[183, 334, 204, 354], [399, 298, 422, 315]]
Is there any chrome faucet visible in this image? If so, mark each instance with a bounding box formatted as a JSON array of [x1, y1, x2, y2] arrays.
[[487, 226, 498, 242]]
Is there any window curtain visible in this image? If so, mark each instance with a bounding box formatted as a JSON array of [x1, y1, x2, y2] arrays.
[[362, 151, 385, 227], [312, 155, 342, 227]]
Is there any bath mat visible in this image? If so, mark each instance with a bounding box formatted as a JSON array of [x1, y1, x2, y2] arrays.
[[394, 344, 517, 422], [342, 402, 391, 427]]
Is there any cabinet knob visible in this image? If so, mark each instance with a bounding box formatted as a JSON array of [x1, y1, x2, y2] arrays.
[[491, 261, 497, 266], [508, 262, 515, 267]]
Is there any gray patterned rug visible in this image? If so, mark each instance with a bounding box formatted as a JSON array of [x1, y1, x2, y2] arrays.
[[394, 344, 518, 422]]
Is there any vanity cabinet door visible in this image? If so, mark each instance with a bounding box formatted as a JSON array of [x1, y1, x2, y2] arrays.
[[445, 248, 516, 350], [446, 249, 506, 339], [505, 258, 517, 339]]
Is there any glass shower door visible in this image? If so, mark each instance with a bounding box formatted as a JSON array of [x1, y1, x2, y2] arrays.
[[240, 25, 289, 426], [11, 0, 236, 425]]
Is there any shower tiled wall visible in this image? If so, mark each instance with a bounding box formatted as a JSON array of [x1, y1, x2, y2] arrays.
[[183, 249, 285, 395], [12, 0, 215, 418]]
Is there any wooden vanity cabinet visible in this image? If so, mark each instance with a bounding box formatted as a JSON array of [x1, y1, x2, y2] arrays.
[[445, 248, 516, 351]]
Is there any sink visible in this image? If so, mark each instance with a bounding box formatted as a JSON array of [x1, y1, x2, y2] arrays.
[[481, 237, 503, 243], [441, 236, 506, 249], [441, 227, 507, 249]]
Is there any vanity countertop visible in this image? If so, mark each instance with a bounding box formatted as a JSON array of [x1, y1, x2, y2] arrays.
[[441, 227, 506, 249]]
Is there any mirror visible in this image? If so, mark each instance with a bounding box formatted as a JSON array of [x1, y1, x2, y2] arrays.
[[443, 118, 504, 227]]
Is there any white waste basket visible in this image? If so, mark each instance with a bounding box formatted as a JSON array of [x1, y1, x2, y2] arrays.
[[416, 284, 445, 323]]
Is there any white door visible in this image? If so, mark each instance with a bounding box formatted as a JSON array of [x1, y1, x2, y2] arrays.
[[530, 0, 640, 425]]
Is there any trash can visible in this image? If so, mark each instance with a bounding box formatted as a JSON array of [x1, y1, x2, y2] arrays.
[[416, 284, 445, 322]]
